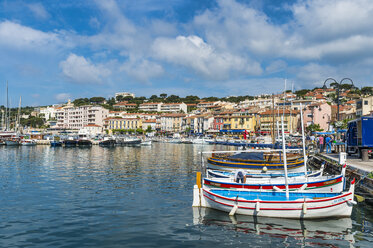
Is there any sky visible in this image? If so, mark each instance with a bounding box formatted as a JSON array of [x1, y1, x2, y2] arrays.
[[1, 0, 373, 106]]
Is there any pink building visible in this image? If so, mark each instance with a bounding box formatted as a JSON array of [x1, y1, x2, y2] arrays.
[[303, 102, 331, 131], [213, 116, 224, 130]]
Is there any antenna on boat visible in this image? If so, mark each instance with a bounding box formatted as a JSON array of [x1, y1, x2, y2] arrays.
[[300, 103, 308, 180], [281, 116, 289, 199]]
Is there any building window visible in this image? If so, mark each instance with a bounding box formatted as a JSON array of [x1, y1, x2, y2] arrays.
[[364, 100, 369, 105]]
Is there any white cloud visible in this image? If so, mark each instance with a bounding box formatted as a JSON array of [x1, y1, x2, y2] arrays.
[[120, 59, 164, 83], [55, 93, 71, 102], [27, 3, 50, 19], [291, 0, 373, 42], [192, 0, 285, 56], [0, 20, 60, 50], [59, 54, 111, 84], [152, 35, 262, 80]]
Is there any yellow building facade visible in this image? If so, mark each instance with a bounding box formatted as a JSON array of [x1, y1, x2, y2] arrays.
[[106, 118, 142, 132]]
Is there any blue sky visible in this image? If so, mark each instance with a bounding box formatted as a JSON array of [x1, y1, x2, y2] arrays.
[[1, 0, 373, 106]]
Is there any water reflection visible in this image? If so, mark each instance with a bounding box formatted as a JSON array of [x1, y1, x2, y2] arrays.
[[193, 207, 355, 247]]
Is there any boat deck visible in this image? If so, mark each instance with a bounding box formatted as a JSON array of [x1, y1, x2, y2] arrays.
[[208, 189, 341, 201]]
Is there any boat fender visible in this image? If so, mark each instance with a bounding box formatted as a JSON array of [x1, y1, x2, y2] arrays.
[[349, 199, 357, 205], [273, 186, 282, 191], [302, 202, 307, 214], [229, 196, 239, 216], [256, 201, 260, 213], [299, 184, 307, 191], [262, 166, 268, 172]]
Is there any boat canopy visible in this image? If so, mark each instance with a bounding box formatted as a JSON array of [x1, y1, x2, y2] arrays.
[[228, 152, 264, 161]]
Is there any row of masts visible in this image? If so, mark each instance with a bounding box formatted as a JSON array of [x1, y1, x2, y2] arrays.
[[1, 81, 22, 132], [270, 80, 295, 145]]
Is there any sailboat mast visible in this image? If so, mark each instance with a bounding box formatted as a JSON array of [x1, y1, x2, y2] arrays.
[[16, 96, 21, 132], [4, 81, 8, 130], [281, 116, 289, 199], [271, 94, 275, 144]]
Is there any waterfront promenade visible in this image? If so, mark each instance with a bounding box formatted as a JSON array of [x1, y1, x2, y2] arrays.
[[321, 153, 373, 172]]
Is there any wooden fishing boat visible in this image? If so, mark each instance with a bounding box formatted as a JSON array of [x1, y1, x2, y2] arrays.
[[203, 165, 346, 193], [197, 178, 356, 219], [206, 167, 323, 179], [20, 139, 37, 146], [77, 139, 92, 147], [5, 138, 20, 146], [212, 151, 302, 163], [50, 140, 62, 147], [99, 137, 116, 147], [207, 155, 305, 172], [63, 139, 78, 147]]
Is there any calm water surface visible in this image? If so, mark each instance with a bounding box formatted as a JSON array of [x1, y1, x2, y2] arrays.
[[0, 143, 372, 247]]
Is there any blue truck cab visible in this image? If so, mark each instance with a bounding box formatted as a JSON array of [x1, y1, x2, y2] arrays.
[[346, 116, 373, 157]]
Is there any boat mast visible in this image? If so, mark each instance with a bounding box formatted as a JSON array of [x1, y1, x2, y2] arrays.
[[5, 81, 8, 131], [271, 94, 275, 144], [16, 96, 21, 133], [300, 103, 308, 180], [281, 116, 289, 199], [1, 109, 4, 130]]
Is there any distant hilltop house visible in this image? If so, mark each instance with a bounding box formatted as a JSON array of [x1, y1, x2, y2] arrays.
[[115, 92, 135, 102]]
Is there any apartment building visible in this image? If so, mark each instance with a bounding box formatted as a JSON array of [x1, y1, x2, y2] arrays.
[[239, 97, 279, 109], [184, 114, 214, 134], [303, 102, 332, 131], [160, 102, 187, 113], [142, 119, 157, 131], [56, 105, 108, 129], [39, 106, 58, 120], [356, 96, 373, 117], [105, 117, 142, 130], [160, 113, 186, 132], [259, 109, 299, 134], [113, 102, 137, 109], [139, 102, 162, 112]]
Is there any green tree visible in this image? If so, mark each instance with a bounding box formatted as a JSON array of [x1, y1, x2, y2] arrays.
[[182, 95, 200, 104], [73, 98, 90, 106], [306, 124, 323, 133], [116, 95, 124, 102], [90, 97, 106, 104], [160, 93, 167, 99], [165, 95, 181, 103], [20, 116, 45, 128], [361, 86, 373, 96], [295, 89, 310, 98], [203, 96, 220, 102]]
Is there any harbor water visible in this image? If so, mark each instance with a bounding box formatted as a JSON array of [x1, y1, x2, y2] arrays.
[[0, 143, 372, 247]]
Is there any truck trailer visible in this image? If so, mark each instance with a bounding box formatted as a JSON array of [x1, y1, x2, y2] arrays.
[[346, 116, 373, 159]]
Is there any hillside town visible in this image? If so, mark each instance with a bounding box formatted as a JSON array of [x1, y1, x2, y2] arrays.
[[2, 85, 372, 140]]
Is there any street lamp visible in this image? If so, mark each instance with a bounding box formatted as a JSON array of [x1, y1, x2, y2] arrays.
[[322, 78, 355, 122]]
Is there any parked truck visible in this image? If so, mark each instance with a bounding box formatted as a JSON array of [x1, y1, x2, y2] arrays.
[[346, 116, 373, 159]]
